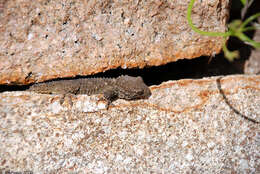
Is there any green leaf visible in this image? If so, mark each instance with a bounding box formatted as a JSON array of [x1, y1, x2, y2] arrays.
[[240, 0, 247, 6]]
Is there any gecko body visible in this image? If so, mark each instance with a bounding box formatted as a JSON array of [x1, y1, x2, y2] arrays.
[[28, 75, 151, 102]]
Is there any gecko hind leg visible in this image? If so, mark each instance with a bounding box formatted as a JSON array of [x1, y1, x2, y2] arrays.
[[103, 89, 118, 109]]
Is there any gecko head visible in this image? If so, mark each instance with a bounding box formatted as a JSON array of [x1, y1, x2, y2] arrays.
[[116, 75, 151, 100]]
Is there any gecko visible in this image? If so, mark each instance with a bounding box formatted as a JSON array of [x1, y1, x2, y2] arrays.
[[28, 75, 151, 104]]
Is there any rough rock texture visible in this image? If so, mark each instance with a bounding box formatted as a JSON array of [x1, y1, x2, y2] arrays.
[[244, 27, 260, 75], [1, 74, 259, 173], [0, 0, 229, 84]]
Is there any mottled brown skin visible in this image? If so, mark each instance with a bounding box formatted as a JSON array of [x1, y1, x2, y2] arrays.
[[28, 75, 151, 103]]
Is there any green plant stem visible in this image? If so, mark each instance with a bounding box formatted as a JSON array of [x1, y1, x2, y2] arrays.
[[187, 0, 230, 37], [236, 33, 260, 48], [242, 26, 258, 32], [240, 12, 260, 28]]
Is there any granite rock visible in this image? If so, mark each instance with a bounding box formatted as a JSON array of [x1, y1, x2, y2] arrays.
[[0, 0, 229, 84], [244, 27, 260, 75], [0, 75, 259, 173]]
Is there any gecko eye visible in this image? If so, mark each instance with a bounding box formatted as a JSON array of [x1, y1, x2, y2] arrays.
[[137, 90, 144, 95]]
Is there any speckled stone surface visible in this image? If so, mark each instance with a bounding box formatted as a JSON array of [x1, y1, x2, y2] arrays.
[[244, 27, 260, 75], [0, 0, 229, 84], [0, 75, 259, 173]]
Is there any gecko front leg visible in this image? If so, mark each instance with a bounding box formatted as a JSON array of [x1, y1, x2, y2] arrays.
[[102, 88, 119, 107], [60, 87, 80, 106]]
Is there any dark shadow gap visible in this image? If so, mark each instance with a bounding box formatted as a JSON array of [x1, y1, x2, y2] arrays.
[[0, 84, 30, 93], [0, 52, 246, 93], [90, 52, 245, 86]]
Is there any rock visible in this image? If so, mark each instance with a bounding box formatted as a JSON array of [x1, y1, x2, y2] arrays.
[[0, 0, 229, 84], [244, 52, 260, 75], [0, 74, 259, 173], [244, 28, 260, 75]]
